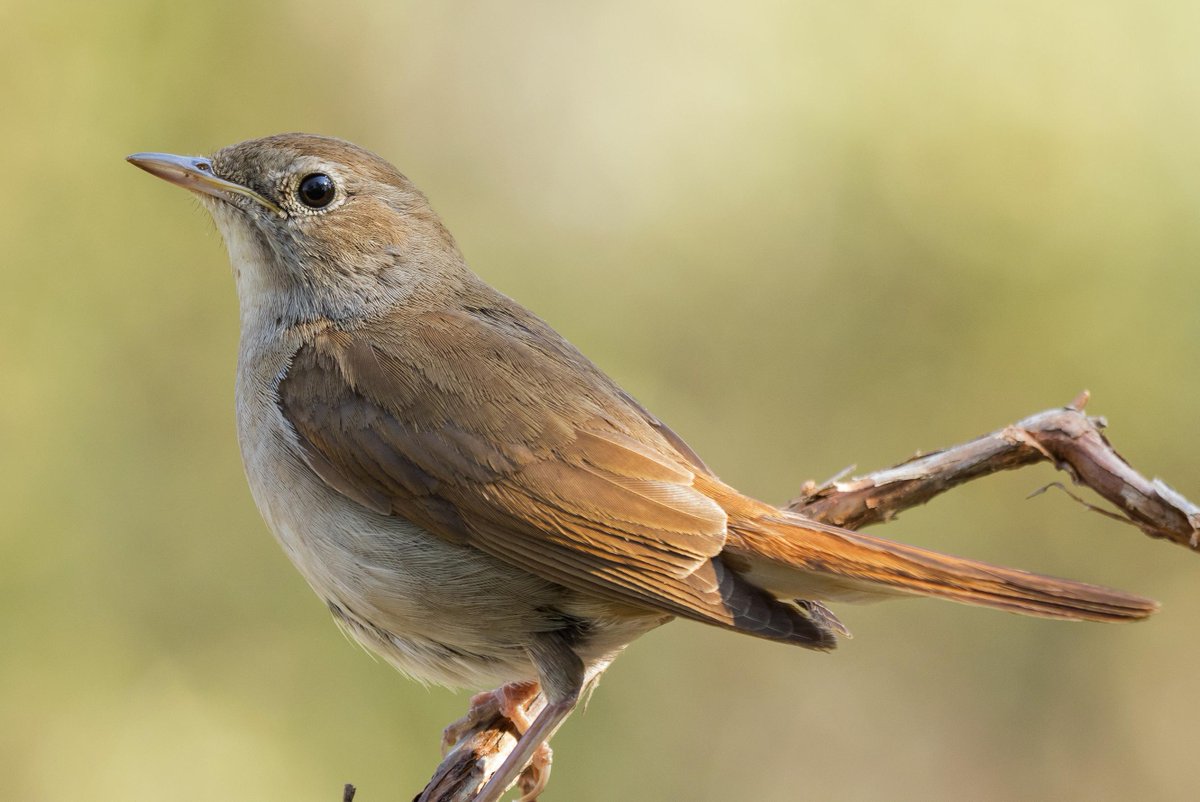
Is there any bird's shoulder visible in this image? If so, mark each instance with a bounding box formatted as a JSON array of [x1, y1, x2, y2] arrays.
[[290, 286, 711, 478]]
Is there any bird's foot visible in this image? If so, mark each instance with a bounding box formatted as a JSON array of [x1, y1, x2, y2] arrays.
[[515, 741, 553, 802], [440, 681, 541, 754], [440, 681, 550, 800]]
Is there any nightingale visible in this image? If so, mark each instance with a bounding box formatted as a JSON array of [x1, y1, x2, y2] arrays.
[[128, 134, 1157, 802]]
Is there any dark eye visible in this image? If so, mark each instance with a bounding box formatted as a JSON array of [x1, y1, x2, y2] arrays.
[[297, 173, 336, 208]]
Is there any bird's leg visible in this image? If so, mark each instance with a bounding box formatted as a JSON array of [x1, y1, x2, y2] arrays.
[[483, 685, 555, 800], [472, 694, 575, 802], [473, 634, 584, 802]]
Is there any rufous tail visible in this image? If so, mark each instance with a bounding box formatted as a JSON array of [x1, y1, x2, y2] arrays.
[[725, 512, 1158, 623]]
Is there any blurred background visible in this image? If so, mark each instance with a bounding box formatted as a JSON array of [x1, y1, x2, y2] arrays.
[[2, 1, 1198, 800]]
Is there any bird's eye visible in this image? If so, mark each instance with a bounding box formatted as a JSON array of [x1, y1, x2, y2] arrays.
[[297, 173, 336, 209]]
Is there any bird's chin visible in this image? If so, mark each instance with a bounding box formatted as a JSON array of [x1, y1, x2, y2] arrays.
[[205, 205, 290, 314]]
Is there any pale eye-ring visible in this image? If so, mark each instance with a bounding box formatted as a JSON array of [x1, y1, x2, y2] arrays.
[[297, 173, 336, 209]]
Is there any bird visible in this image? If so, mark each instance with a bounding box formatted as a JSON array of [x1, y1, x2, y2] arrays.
[[127, 134, 1157, 802]]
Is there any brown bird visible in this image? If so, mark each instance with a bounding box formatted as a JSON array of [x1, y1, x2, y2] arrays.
[[127, 134, 1157, 802]]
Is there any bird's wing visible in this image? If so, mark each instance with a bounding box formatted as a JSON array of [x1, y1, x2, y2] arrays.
[[277, 301, 833, 647]]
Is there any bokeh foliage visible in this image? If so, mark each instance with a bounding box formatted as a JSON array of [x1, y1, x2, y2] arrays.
[[2, 1, 1197, 800]]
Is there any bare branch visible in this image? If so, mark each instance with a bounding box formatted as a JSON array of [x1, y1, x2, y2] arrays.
[[787, 394, 1200, 549], [412, 697, 545, 802]]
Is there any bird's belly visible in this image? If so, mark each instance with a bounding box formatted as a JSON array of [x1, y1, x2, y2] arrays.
[[256, 483, 563, 688]]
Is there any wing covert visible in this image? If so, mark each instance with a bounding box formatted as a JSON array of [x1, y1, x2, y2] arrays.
[[279, 308, 742, 622]]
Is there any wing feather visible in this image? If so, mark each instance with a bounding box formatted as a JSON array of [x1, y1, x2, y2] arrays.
[[277, 301, 832, 647]]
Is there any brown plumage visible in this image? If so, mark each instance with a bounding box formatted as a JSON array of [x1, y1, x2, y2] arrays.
[[127, 133, 1158, 802], [278, 292, 1155, 636]]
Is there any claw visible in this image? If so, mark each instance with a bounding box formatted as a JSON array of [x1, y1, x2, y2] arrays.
[[440, 682, 541, 756], [493, 682, 540, 733], [516, 741, 553, 801]]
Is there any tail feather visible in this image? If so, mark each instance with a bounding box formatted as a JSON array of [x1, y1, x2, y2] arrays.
[[724, 512, 1159, 623]]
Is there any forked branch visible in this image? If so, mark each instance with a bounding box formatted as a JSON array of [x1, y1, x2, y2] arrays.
[[788, 392, 1200, 547]]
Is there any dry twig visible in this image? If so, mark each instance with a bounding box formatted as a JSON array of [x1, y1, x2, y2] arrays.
[[787, 392, 1200, 547]]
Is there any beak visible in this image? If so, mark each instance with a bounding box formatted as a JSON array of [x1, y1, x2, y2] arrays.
[[126, 152, 284, 217]]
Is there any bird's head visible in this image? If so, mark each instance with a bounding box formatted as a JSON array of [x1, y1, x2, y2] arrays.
[[128, 133, 464, 326]]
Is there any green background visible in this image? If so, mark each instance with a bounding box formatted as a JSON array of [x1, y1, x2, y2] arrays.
[[3, 2, 1197, 800]]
